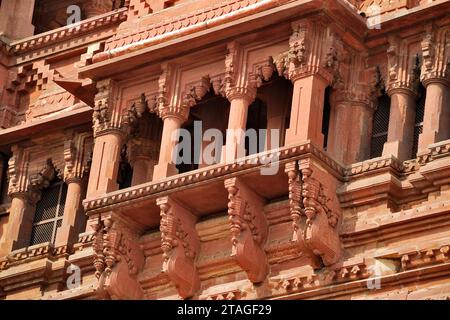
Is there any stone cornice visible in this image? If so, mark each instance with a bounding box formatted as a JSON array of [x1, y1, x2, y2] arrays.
[[9, 8, 127, 55], [92, 0, 292, 64]]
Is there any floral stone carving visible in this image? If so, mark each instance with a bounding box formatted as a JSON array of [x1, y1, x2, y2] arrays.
[[225, 177, 269, 283]]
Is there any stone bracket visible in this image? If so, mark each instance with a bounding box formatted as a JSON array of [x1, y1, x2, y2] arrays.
[[225, 177, 268, 283], [157, 196, 200, 299], [285, 160, 342, 267], [92, 213, 145, 300]]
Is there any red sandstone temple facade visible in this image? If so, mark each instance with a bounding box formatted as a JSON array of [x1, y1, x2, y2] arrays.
[[0, 0, 449, 300]]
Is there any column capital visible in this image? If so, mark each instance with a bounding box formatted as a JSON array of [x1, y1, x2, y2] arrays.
[[386, 86, 419, 99], [420, 24, 450, 88], [93, 79, 126, 137], [223, 86, 256, 105]]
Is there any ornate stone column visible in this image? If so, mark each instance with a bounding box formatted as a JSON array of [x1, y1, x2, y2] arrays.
[[418, 26, 450, 151], [128, 139, 159, 186], [382, 36, 419, 161], [0, 0, 36, 40], [0, 154, 58, 255], [87, 79, 126, 197], [55, 134, 91, 248], [327, 63, 381, 164], [220, 42, 256, 163], [153, 63, 189, 181], [277, 19, 340, 148], [222, 89, 256, 163]]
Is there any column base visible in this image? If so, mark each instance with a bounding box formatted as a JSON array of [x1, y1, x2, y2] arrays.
[[383, 140, 410, 161], [153, 162, 178, 181]]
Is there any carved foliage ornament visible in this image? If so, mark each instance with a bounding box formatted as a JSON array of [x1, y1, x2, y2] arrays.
[[285, 161, 342, 267], [93, 215, 145, 300], [157, 196, 200, 299], [225, 177, 268, 283]]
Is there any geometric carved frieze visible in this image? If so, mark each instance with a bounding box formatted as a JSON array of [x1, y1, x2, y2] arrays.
[[157, 196, 200, 299], [285, 159, 342, 267], [92, 213, 145, 300], [224, 177, 269, 283]]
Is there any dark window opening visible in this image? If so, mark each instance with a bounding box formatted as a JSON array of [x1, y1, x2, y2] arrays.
[[322, 87, 332, 150], [176, 116, 200, 174], [0, 153, 9, 206], [412, 83, 426, 158], [30, 180, 67, 246], [246, 98, 267, 156], [370, 90, 391, 158], [117, 144, 133, 189], [176, 88, 230, 174]]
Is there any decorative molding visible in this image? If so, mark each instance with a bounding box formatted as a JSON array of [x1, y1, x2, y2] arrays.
[[9, 9, 127, 54], [92, 214, 145, 300], [157, 196, 200, 299], [225, 177, 268, 283]]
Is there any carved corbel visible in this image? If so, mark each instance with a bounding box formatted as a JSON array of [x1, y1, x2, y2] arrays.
[[225, 177, 268, 283], [93, 79, 123, 137], [220, 42, 256, 103], [157, 196, 200, 299], [386, 36, 420, 95], [63, 132, 92, 183], [93, 214, 145, 300], [285, 161, 342, 267], [249, 58, 276, 88], [157, 63, 190, 121]]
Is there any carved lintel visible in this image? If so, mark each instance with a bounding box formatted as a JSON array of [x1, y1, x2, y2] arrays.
[[224, 177, 268, 283], [285, 160, 342, 267], [157, 196, 200, 299], [92, 213, 145, 300]]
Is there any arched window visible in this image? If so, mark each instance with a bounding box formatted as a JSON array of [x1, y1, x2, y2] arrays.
[[30, 180, 68, 246], [370, 90, 391, 158]]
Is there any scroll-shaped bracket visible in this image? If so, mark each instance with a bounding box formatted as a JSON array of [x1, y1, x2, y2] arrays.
[[225, 177, 268, 283], [92, 213, 145, 300], [157, 196, 200, 299], [285, 160, 342, 267]]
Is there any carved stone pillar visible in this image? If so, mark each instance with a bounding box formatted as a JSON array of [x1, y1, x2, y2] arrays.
[[220, 42, 256, 163], [157, 196, 200, 299], [55, 135, 91, 248], [382, 88, 417, 161], [225, 177, 268, 283], [382, 36, 420, 161], [0, 156, 59, 254], [0, 193, 35, 255], [419, 78, 450, 150], [153, 64, 190, 181], [418, 26, 450, 151], [153, 115, 185, 181], [127, 138, 158, 186], [0, 0, 36, 40], [87, 79, 125, 197], [277, 19, 339, 148], [55, 178, 84, 249], [93, 213, 145, 300], [222, 90, 255, 163], [328, 92, 375, 164]]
